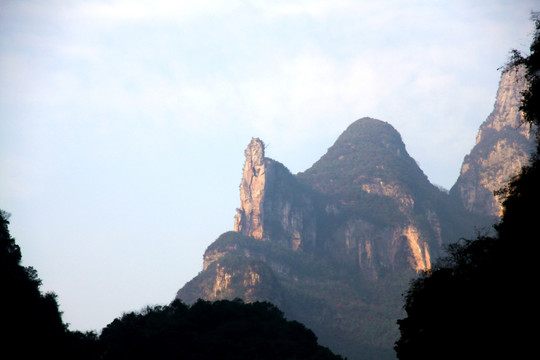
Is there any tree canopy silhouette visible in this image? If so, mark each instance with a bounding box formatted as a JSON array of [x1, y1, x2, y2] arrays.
[[0, 210, 100, 359], [100, 298, 345, 360], [1, 209, 66, 357], [394, 13, 540, 360]]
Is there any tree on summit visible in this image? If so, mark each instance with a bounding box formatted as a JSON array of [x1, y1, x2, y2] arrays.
[[395, 13, 540, 360]]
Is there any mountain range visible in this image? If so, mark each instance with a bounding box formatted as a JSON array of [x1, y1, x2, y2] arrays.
[[175, 67, 534, 360]]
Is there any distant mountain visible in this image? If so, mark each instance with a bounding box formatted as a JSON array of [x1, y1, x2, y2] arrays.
[[176, 69, 528, 360], [450, 66, 536, 216]]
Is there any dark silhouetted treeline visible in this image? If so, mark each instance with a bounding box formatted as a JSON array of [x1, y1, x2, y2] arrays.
[[0, 210, 101, 359], [0, 210, 343, 359], [395, 13, 540, 360], [100, 298, 344, 360]]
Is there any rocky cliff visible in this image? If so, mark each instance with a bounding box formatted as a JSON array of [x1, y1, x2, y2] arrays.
[[450, 67, 536, 216], [234, 138, 266, 240], [234, 138, 317, 251]]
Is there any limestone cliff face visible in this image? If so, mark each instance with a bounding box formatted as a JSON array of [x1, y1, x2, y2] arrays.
[[349, 178, 436, 274], [337, 217, 433, 278], [234, 138, 317, 251], [451, 67, 535, 216], [177, 232, 285, 305], [234, 138, 266, 239]]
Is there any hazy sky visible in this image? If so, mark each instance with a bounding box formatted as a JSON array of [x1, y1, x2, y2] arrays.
[[0, 1, 536, 332]]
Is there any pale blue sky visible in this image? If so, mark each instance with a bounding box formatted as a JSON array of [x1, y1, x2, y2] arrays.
[[0, 0, 536, 331]]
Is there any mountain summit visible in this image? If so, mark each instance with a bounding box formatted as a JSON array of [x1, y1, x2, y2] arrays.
[[298, 118, 431, 200]]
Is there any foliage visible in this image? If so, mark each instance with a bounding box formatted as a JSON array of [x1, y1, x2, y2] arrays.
[[0, 210, 100, 359], [395, 14, 540, 360], [395, 237, 507, 359], [507, 13, 540, 133], [279, 269, 407, 360], [100, 298, 345, 360]]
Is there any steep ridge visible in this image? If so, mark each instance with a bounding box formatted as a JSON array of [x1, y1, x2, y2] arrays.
[[450, 66, 536, 216]]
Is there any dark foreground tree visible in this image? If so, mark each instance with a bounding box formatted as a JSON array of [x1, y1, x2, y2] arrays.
[[100, 298, 345, 360], [395, 13, 539, 360], [0, 210, 100, 359]]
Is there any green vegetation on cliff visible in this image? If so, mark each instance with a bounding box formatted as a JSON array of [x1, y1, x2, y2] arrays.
[[298, 117, 432, 200]]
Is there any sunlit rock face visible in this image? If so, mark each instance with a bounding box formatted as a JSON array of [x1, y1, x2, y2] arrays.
[[234, 138, 317, 251], [234, 138, 266, 240], [178, 233, 285, 307], [451, 66, 536, 216]]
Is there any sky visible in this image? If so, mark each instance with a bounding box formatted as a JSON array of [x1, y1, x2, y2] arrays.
[[0, 0, 537, 332]]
